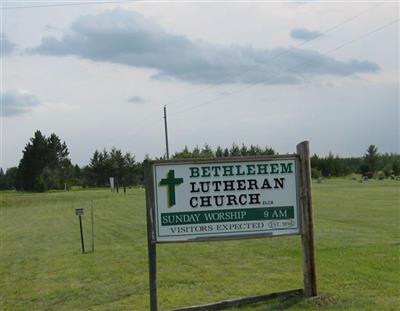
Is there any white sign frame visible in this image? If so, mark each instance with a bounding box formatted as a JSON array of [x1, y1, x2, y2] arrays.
[[150, 156, 301, 243]]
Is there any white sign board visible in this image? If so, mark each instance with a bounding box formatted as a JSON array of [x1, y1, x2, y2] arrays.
[[152, 157, 300, 242]]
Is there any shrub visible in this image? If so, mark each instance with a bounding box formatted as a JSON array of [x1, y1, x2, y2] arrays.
[[34, 176, 48, 192], [311, 168, 321, 179]]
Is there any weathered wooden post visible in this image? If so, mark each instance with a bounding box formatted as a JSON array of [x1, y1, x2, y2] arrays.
[[144, 160, 158, 311], [296, 141, 317, 297]]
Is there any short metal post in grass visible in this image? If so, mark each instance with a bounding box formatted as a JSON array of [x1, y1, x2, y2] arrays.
[[75, 208, 85, 253]]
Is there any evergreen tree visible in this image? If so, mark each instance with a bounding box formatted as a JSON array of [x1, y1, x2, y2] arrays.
[[392, 159, 400, 176], [4, 167, 18, 189], [229, 143, 241, 156], [192, 146, 201, 158], [88, 147, 138, 187], [200, 144, 214, 158], [16, 131, 71, 191], [364, 145, 379, 174], [172, 146, 192, 159], [215, 146, 224, 158], [262, 146, 275, 155], [89, 149, 111, 187], [240, 144, 248, 156], [223, 148, 230, 157], [248, 145, 262, 156], [0, 168, 5, 189]]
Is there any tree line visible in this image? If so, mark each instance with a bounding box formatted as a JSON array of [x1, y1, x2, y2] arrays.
[[311, 148, 400, 179], [1, 131, 399, 191], [1, 131, 144, 191]]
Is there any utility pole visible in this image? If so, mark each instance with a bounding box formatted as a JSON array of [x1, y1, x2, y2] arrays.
[[163, 105, 170, 159]]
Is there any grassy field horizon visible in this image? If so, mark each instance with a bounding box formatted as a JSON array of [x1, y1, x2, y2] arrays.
[[1, 178, 399, 310]]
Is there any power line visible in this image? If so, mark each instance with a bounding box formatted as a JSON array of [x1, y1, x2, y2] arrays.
[[165, 2, 382, 113], [111, 4, 394, 145], [123, 2, 383, 133], [171, 17, 399, 117], [5, 1, 383, 130], [1, 1, 134, 10], [1, 1, 395, 11], [7, 1, 392, 148], [115, 12, 398, 148]]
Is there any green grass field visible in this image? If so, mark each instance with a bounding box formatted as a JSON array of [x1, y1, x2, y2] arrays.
[[1, 179, 399, 310]]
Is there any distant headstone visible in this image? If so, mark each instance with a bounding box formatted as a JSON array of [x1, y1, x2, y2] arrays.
[[110, 177, 115, 192], [317, 177, 322, 183]]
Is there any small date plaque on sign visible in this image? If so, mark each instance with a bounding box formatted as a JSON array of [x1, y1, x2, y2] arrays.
[[75, 208, 84, 216]]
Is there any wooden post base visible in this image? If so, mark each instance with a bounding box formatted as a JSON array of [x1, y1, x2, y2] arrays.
[[172, 289, 304, 311]]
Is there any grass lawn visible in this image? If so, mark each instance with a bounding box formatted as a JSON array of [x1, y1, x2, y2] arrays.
[[0, 179, 399, 310]]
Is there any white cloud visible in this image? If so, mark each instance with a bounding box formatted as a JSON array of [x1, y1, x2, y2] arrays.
[[290, 28, 323, 41], [31, 8, 379, 85], [127, 96, 147, 104]]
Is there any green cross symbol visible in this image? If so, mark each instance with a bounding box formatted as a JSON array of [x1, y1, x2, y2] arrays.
[[159, 170, 183, 208]]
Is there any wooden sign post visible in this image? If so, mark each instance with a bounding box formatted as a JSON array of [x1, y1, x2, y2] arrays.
[[75, 208, 85, 254], [144, 141, 317, 311], [297, 141, 317, 297]]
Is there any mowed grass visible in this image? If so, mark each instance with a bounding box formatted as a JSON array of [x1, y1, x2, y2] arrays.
[[0, 179, 399, 310]]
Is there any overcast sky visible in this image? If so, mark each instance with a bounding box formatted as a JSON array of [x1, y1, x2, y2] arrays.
[[2, 1, 399, 169]]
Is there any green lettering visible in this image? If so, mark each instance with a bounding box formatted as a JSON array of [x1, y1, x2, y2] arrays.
[[235, 165, 245, 175], [280, 163, 293, 174], [257, 164, 269, 175], [211, 166, 221, 177], [190, 167, 200, 178], [270, 163, 279, 174], [246, 164, 256, 175], [223, 165, 234, 176], [202, 166, 211, 177]]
